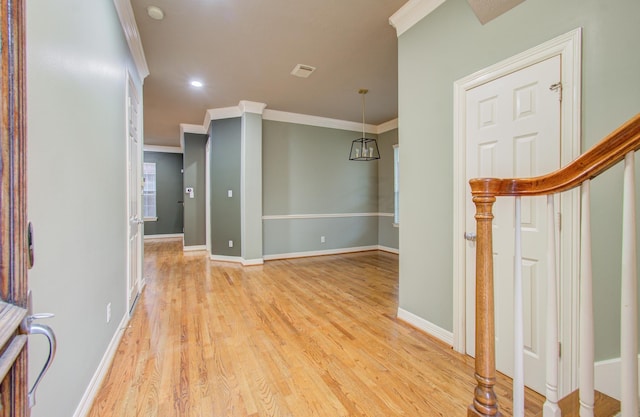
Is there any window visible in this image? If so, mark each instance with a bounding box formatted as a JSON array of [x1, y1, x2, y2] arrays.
[[143, 162, 157, 220], [393, 144, 399, 226]]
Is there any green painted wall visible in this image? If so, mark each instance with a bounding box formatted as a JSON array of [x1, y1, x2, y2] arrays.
[[210, 118, 242, 256], [183, 133, 207, 247], [262, 120, 381, 256], [143, 151, 184, 235], [398, 0, 640, 360], [263, 120, 379, 214], [26, 0, 141, 415]]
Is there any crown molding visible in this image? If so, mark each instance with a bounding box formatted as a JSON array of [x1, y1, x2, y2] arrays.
[[143, 145, 183, 154], [263, 109, 378, 133], [203, 106, 242, 131], [180, 123, 207, 135], [239, 100, 267, 115], [376, 118, 398, 134], [112, 0, 149, 79], [188, 105, 397, 137], [180, 123, 207, 151], [389, 0, 447, 37]]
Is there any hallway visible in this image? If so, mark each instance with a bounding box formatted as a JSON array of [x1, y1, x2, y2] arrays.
[[88, 239, 543, 416]]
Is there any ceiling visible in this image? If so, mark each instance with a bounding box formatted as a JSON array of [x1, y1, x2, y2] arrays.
[[131, 0, 408, 147]]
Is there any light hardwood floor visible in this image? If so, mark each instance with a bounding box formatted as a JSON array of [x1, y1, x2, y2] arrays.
[[88, 238, 545, 416]]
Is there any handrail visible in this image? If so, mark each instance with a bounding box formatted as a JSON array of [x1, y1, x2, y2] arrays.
[[470, 113, 640, 197], [467, 112, 640, 417]]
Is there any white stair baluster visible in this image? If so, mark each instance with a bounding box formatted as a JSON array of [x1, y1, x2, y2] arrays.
[[514, 197, 524, 417], [621, 152, 638, 417], [543, 195, 561, 417], [579, 180, 595, 417]]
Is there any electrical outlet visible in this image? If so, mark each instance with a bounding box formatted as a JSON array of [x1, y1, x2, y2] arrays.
[[228, 240, 233, 248], [321, 236, 326, 243], [106, 302, 112, 323]]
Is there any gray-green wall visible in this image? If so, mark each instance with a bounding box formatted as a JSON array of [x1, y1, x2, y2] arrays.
[[210, 118, 242, 256], [398, 0, 640, 360], [143, 151, 184, 236], [26, 0, 141, 415], [183, 133, 207, 247], [262, 120, 383, 256]]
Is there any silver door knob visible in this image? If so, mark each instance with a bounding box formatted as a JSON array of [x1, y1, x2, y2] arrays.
[[464, 232, 477, 242]]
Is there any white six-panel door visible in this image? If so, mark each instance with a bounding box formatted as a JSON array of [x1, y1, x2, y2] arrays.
[[464, 55, 561, 394], [127, 77, 142, 312]]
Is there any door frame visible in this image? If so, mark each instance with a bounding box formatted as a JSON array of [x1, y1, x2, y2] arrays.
[[452, 28, 582, 397], [125, 72, 144, 313]]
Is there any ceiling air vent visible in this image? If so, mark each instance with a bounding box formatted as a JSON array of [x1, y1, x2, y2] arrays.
[[290, 64, 316, 78]]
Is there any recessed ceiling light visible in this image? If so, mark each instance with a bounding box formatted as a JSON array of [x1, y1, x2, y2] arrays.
[[190, 80, 203, 88], [147, 6, 165, 20]]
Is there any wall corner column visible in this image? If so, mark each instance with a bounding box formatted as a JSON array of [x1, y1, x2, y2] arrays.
[[239, 100, 266, 265]]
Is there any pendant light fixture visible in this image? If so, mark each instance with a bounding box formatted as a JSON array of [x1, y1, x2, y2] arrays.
[[349, 89, 380, 161]]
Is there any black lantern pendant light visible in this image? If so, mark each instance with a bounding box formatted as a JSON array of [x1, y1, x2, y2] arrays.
[[349, 89, 380, 161]]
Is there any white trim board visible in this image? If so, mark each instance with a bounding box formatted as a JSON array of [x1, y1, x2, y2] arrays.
[[143, 145, 183, 154], [143, 233, 183, 240], [594, 356, 640, 401], [397, 308, 453, 346], [264, 245, 379, 261], [112, 0, 149, 79], [263, 109, 377, 133], [378, 245, 399, 255], [263, 212, 393, 220], [377, 118, 399, 134], [182, 101, 399, 143], [72, 312, 130, 417], [242, 258, 264, 266], [210, 254, 243, 263], [389, 0, 447, 37], [183, 245, 207, 252], [239, 100, 267, 115]]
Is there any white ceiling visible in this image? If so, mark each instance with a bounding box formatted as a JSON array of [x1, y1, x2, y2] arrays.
[[131, 0, 408, 147]]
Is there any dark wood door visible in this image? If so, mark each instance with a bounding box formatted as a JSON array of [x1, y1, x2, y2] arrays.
[[0, 0, 30, 415]]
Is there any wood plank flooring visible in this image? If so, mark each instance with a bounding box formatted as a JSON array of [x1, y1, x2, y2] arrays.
[[88, 238, 545, 416]]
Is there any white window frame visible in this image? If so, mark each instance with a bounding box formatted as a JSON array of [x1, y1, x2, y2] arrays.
[[143, 162, 158, 221], [393, 144, 399, 226]]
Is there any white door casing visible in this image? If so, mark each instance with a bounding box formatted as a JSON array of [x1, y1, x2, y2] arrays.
[[205, 137, 211, 255], [452, 28, 582, 397], [127, 74, 143, 313]]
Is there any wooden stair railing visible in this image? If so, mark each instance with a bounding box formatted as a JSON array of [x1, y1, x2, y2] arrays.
[[468, 113, 640, 417]]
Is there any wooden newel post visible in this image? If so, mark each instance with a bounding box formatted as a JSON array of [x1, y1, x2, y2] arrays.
[[468, 183, 502, 417]]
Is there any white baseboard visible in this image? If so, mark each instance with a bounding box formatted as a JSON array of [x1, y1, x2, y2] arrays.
[[183, 245, 207, 252], [377, 245, 399, 254], [209, 255, 264, 265], [397, 308, 453, 346], [594, 355, 640, 401], [72, 312, 130, 417], [143, 233, 183, 240], [242, 258, 264, 266], [263, 245, 379, 261], [210, 254, 243, 263]]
